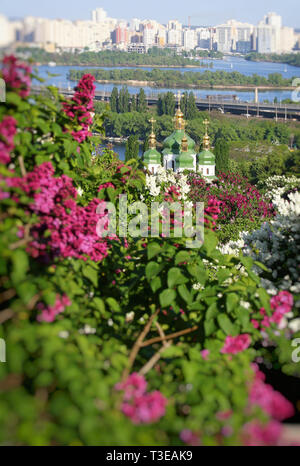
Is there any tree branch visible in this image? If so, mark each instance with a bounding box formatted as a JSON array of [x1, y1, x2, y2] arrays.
[[122, 309, 160, 382], [0, 309, 14, 324], [141, 325, 199, 347], [18, 156, 27, 178], [139, 340, 172, 376]]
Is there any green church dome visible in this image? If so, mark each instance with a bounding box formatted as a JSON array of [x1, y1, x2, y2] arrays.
[[163, 129, 196, 155], [198, 149, 215, 165], [175, 150, 194, 170], [143, 148, 161, 165]]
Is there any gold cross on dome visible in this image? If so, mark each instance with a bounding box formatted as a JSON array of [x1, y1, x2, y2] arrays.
[[174, 90, 181, 104], [203, 118, 210, 134], [149, 117, 156, 132]]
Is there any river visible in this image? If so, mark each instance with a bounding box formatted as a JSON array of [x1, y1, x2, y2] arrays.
[[35, 55, 300, 103]]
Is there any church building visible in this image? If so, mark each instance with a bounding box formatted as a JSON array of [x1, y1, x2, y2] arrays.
[[143, 99, 216, 179]]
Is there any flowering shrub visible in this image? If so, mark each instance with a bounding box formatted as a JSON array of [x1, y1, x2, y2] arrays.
[[0, 116, 17, 164], [2, 55, 32, 98], [116, 373, 167, 424], [62, 74, 96, 144], [188, 172, 275, 243], [222, 190, 300, 296], [0, 56, 299, 447]]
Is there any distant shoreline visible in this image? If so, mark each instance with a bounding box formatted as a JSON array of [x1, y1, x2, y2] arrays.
[[69, 77, 293, 91], [35, 62, 212, 69]]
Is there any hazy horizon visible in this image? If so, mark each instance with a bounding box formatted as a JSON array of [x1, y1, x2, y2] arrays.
[[1, 0, 299, 28]]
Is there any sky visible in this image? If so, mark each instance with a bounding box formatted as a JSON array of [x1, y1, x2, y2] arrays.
[[1, 0, 299, 28]]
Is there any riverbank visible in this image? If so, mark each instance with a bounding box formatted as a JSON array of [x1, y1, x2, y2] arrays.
[[245, 52, 300, 68], [70, 77, 293, 91], [35, 62, 212, 69]]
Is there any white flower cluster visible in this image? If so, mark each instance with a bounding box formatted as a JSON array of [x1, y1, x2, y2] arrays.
[[260, 175, 299, 203], [220, 190, 300, 295], [145, 166, 191, 201]]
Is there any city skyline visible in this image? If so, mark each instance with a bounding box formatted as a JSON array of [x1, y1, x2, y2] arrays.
[[1, 0, 299, 28]]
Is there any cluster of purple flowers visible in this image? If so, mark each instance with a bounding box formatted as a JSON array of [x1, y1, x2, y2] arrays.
[[37, 294, 71, 323], [6, 162, 114, 262], [2, 55, 32, 98], [62, 74, 96, 144], [0, 116, 17, 165], [251, 291, 294, 330], [116, 373, 167, 424]]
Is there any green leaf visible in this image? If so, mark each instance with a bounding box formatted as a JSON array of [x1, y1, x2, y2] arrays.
[[204, 319, 216, 336], [175, 250, 191, 265], [254, 261, 270, 273], [161, 346, 184, 358], [178, 284, 192, 304], [217, 314, 235, 335], [206, 303, 218, 321], [83, 265, 98, 287], [257, 287, 271, 310], [167, 267, 188, 288], [16, 282, 38, 305], [106, 297, 120, 312], [93, 298, 106, 314], [159, 289, 176, 308], [42, 290, 57, 307], [146, 261, 160, 281], [150, 276, 162, 293], [226, 293, 239, 313], [5, 92, 22, 107], [204, 231, 218, 255], [107, 187, 116, 202], [147, 242, 161, 260], [11, 250, 29, 285]]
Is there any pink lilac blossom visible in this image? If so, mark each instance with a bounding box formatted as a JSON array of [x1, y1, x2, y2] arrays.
[[62, 74, 96, 144], [98, 182, 116, 191], [116, 373, 167, 424], [0, 116, 17, 164], [249, 365, 294, 421], [37, 294, 71, 322], [6, 162, 116, 262], [180, 430, 201, 446], [251, 291, 294, 331], [2, 55, 32, 98], [200, 349, 210, 360], [188, 172, 274, 224], [115, 373, 147, 401], [221, 334, 251, 354], [243, 420, 282, 446], [121, 390, 167, 424]]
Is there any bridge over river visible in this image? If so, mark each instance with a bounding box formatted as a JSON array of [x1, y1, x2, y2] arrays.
[[32, 85, 300, 121]]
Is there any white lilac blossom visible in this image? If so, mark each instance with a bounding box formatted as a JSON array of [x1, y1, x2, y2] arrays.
[[220, 190, 300, 294], [79, 325, 97, 335], [125, 312, 135, 323], [77, 187, 84, 197], [145, 167, 191, 201]]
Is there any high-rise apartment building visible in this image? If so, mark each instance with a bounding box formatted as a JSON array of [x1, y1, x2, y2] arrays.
[[112, 24, 129, 45], [257, 12, 282, 53], [167, 29, 182, 46], [143, 26, 156, 48], [91, 8, 107, 23], [0, 14, 14, 47], [196, 28, 211, 49], [280, 26, 296, 52], [167, 20, 182, 31], [183, 29, 196, 50], [215, 20, 253, 53]]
